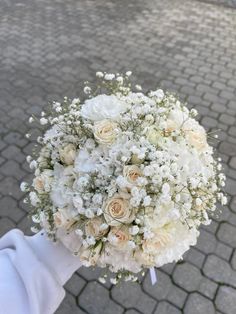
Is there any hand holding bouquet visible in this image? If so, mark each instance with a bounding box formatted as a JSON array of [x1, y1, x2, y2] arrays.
[[21, 72, 226, 283]]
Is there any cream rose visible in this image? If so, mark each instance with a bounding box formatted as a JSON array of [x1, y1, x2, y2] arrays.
[[185, 129, 207, 152], [94, 119, 117, 145], [85, 217, 109, 239], [107, 226, 130, 249], [33, 170, 53, 194], [123, 165, 142, 185], [53, 208, 76, 229], [80, 242, 102, 266], [103, 193, 134, 226], [59, 143, 77, 165]]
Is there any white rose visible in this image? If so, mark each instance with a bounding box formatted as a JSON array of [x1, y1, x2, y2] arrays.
[[59, 144, 77, 165], [146, 126, 162, 145], [103, 193, 134, 226], [85, 217, 109, 239], [81, 95, 128, 121], [94, 120, 118, 145], [123, 165, 142, 185], [80, 242, 102, 266], [33, 170, 53, 194], [164, 119, 178, 136], [142, 227, 172, 254], [134, 250, 155, 267], [107, 226, 130, 249]]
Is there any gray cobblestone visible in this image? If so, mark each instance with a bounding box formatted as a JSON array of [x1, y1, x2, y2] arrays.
[[55, 292, 84, 314], [173, 262, 202, 292], [166, 285, 188, 309], [80, 281, 123, 314], [229, 157, 236, 170], [112, 282, 156, 314], [215, 242, 233, 261], [64, 273, 86, 297], [217, 222, 236, 248], [215, 286, 236, 314], [143, 270, 172, 300], [199, 277, 218, 299], [203, 254, 236, 286], [154, 301, 181, 314], [196, 230, 217, 254], [184, 248, 205, 268], [184, 293, 215, 314], [231, 250, 236, 270], [125, 310, 141, 314], [219, 113, 236, 126]]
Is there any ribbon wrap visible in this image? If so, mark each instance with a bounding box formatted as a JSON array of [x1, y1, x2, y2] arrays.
[[149, 267, 157, 285]]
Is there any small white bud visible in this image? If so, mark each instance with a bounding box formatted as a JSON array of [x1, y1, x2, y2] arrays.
[[96, 71, 104, 78]]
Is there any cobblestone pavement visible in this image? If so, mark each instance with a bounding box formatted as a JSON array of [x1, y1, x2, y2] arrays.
[[0, 0, 236, 313]]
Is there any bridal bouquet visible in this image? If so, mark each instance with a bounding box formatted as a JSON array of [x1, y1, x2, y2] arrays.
[[21, 72, 226, 283]]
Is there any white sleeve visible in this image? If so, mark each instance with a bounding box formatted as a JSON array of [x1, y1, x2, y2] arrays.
[[0, 229, 82, 314]]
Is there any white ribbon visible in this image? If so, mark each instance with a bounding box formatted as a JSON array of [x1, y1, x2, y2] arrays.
[[149, 267, 157, 285]]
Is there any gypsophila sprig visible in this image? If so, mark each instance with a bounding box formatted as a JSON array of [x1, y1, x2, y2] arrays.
[[21, 72, 226, 282]]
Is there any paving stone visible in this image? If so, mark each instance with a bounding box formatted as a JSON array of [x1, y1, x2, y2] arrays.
[[161, 262, 176, 275], [217, 222, 236, 248], [184, 293, 215, 314], [203, 254, 236, 286], [166, 284, 187, 309], [215, 286, 236, 314], [196, 230, 217, 254], [230, 197, 236, 213], [215, 242, 233, 261], [184, 247, 205, 268], [201, 116, 218, 128], [199, 277, 218, 299], [172, 262, 202, 292], [219, 142, 236, 156], [0, 196, 25, 223], [219, 113, 236, 126], [77, 266, 112, 289], [231, 250, 236, 270], [0, 217, 16, 237], [154, 301, 181, 314], [65, 273, 86, 297], [225, 177, 236, 196], [80, 281, 123, 314], [125, 310, 141, 314], [0, 160, 25, 180], [228, 126, 236, 137], [17, 215, 33, 236], [143, 269, 172, 300], [229, 157, 236, 170], [112, 281, 156, 314], [1, 145, 25, 163], [55, 292, 84, 314], [0, 177, 22, 200]]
